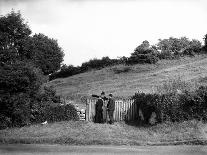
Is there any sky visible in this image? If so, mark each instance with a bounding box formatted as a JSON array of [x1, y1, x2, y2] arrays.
[[0, 0, 207, 66]]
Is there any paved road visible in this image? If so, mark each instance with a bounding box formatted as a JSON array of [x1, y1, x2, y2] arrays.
[[1, 144, 207, 155]]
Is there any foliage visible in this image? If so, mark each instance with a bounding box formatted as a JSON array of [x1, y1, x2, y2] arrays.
[[23, 33, 64, 75], [0, 61, 44, 128], [81, 56, 119, 71], [49, 36, 203, 81], [203, 34, 207, 52], [49, 56, 120, 80], [0, 114, 11, 129], [49, 65, 81, 80], [128, 40, 159, 64], [127, 53, 159, 64], [0, 10, 31, 65], [133, 81, 207, 124], [0, 11, 64, 75], [0, 11, 76, 129], [157, 37, 202, 59], [47, 104, 79, 122], [111, 65, 132, 74], [30, 86, 61, 123]]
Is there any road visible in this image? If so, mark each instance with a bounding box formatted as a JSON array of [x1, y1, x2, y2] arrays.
[[1, 144, 207, 155]]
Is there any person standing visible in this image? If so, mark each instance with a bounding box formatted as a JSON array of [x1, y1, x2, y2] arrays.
[[101, 91, 108, 123], [107, 93, 115, 124], [94, 91, 105, 123]]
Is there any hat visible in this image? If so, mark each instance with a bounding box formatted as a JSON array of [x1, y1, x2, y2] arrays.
[[101, 91, 105, 95], [109, 93, 113, 97]]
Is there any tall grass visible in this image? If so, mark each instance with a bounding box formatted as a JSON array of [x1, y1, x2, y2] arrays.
[[154, 76, 198, 94]]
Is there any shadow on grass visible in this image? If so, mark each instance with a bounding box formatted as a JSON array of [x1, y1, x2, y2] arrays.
[[124, 120, 155, 128]]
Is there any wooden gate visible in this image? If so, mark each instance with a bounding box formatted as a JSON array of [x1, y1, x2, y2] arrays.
[[86, 99, 138, 122]]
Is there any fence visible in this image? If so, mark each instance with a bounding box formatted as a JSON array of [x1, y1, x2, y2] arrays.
[[86, 99, 138, 122]]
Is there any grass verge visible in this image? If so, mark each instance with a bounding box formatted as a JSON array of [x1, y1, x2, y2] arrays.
[[0, 120, 206, 145]]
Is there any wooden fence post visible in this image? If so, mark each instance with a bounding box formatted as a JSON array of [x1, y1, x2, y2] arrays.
[[86, 99, 89, 121]]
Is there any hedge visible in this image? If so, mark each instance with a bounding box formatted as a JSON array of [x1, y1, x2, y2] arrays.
[[133, 86, 207, 124], [46, 104, 79, 122]]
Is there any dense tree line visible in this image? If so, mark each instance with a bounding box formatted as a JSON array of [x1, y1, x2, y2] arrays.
[[0, 11, 78, 129], [50, 36, 206, 80], [49, 56, 123, 80]]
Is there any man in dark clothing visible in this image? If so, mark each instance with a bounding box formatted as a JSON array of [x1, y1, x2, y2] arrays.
[[107, 93, 115, 124], [94, 92, 105, 123]]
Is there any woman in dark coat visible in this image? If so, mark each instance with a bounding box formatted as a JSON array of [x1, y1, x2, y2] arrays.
[[95, 97, 104, 123]]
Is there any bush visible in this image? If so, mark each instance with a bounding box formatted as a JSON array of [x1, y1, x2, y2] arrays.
[[47, 104, 79, 122], [129, 41, 159, 64], [112, 65, 132, 74], [157, 50, 175, 59], [49, 65, 82, 80], [157, 37, 203, 59], [0, 61, 44, 128], [133, 79, 207, 124], [80, 56, 119, 71], [49, 56, 121, 80], [29, 86, 79, 124], [0, 114, 12, 129], [127, 53, 159, 65], [132, 92, 162, 124]]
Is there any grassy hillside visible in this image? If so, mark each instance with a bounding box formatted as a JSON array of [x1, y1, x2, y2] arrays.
[[47, 54, 207, 105]]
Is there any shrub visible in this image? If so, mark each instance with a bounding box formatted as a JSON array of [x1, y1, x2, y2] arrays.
[[49, 56, 121, 80], [157, 50, 175, 59], [182, 39, 202, 56], [133, 85, 207, 124], [133, 78, 206, 123], [47, 104, 79, 122], [0, 114, 12, 129], [132, 92, 162, 124], [129, 41, 159, 64], [127, 53, 159, 65], [80, 56, 119, 71], [0, 61, 44, 128], [112, 65, 132, 74], [157, 37, 203, 59], [29, 86, 79, 124]]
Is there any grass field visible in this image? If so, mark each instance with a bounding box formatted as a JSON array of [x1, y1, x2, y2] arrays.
[[47, 54, 207, 107], [0, 120, 206, 145]]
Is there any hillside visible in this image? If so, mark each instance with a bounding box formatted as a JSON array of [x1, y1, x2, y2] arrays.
[[47, 54, 207, 105]]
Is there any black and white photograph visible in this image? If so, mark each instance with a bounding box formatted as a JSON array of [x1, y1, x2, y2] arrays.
[[0, 0, 207, 154]]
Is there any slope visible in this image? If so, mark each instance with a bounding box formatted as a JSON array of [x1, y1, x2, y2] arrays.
[[47, 54, 207, 104]]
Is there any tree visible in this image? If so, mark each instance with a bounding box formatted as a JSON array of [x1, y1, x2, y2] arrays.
[[0, 10, 65, 128], [156, 37, 199, 59], [128, 40, 159, 64], [0, 11, 64, 75], [134, 40, 150, 54], [0, 11, 31, 65], [23, 33, 64, 75]]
